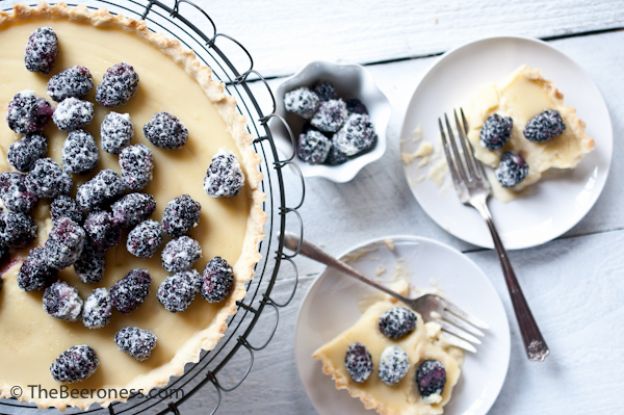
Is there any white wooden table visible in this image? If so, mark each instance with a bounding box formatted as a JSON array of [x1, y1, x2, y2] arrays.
[[172, 1, 624, 414]]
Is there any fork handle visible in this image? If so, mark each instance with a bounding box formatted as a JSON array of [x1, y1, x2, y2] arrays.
[[474, 200, 550, 361], [283, 232, 412, 304]]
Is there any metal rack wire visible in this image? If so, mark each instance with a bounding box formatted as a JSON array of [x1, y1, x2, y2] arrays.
[[0, 0, 304, 413]]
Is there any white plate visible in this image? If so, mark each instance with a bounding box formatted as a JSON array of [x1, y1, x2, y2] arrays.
[[295, 236, 510, 415], [400, 36, 613, 250]]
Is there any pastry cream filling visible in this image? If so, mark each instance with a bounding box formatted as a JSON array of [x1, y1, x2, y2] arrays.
[[464, 65, 594, 201], [313, 299, 463, 415]]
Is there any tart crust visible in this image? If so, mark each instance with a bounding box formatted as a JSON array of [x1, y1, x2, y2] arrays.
[[0, 3, 265, 409]]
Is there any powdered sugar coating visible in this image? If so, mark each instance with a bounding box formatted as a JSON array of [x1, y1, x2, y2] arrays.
[[52, 97, 94, 131], [63, 130, 99, 174], [310, 99, 348, 133], [24, 27, 57, 73], [82, 288, 112, 329], [101, 112, 133, 154], [50, 345, 98, 383], [161, 236, 202, 273], [119, 144, 153, 191], [115, 327, 157, 361], [76, 169, 126, 210], [7, 133, 48, 172], [143, 112, 189, 149], [44, 217, 86, 269], [6, 90, 53, 134], [126, 220, 163, 258], [27, 157, 72, 199], [333, 113, 377, 156], [201, 256, 234, 303], [0, 171, 38, 213], [95, 62, 139, 107], [157, 270, 201, 312], [204, 151, 245, 198], [43, 281, 83, 321], [47, 65, 94, 102]]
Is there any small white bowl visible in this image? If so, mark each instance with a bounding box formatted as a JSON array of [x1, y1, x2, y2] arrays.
[[270, 61, 390, 182]]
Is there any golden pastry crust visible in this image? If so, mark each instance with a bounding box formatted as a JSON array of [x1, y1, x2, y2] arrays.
[[0, 2, 265, 410]]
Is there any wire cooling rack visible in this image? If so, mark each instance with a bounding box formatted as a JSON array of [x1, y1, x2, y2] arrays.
[[0, 0, 304, 413]]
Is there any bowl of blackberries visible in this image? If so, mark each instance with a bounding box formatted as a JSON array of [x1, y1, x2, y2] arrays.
[[271, 61, 390, 182]]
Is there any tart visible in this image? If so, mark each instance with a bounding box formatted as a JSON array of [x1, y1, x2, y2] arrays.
[[464, 65, 595, 201], [0, 3, 264, 410]]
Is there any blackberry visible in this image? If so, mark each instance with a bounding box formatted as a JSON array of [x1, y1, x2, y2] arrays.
[[110, 268, 151, 313], [76, 169, 126, 210], [157, 270, 201, 312], [200, 256, 234, 303], [297, 130, 331, 164], [161, 236, 202, 273], [0, 172, 38, 213], [378, 346, 409, 385], [111, 193, 156, 228], [44, 217, 86, 269], [17, 247, 57, 292], [203, 151, 245, 198], [313, 80, 338, 101], [47, 65, 94, 102], [126, 220, 163, 258], [345, 98, 369, 115], [378, 307, 417, 340], [6, 91, 53, 134], [143, 112, 189, 149], [84, 210, 121, 250], [83, 288, 112, 329], [62, 130, 99, 174], [43, 281, 83, 321], [119, 144, 153, 191], [95, 62, 139, 107], [333, 113, 377, 156], [74, 242, 105, 284], [24, 27, 58, 73], [480, 113, 513, 150], [310, 99, 348, 133], [344, 343, 373, 383], [101, 112, 133, 154], [523, 109, 566, 142], [115, 327, 157, 361], [27, 158, 72, 199], [0, 210, 37, 248], [495, 152, 528, 188], [50, 195, 84, 224], [7, 133, 48, 172], [162, 195, 200, 236], [325, 144, 349, 166], [50, 345, 99, 383], [52, 98, 94, 131], [283, 87, 320, 119], [415, 360, 446, 399]]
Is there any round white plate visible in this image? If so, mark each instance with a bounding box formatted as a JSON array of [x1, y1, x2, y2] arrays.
[[295, 236, 510, 415], [400, 36, 613, 250]]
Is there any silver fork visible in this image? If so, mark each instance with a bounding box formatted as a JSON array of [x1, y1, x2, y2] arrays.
[[438, 109, 549, 361], [284, 232, 487, 353]]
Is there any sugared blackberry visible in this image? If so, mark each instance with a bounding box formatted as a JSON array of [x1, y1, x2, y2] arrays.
[[344, 343, 373, 383], [76, 169, 126, 210], [378, 346, 409, 385], [143, 112, 189, 149], [345, 98, 368, 115], [110, 268, 151, 313], [0, 172, 38, 213], [47, 65, 94, 102], [7, 133, 48, 172], [480, 113, 513, 150], [0, 210, 37, 248], [74, 242, 105, 284], [495, 151, 528, 188], [44, 217, 86, 269], [50, 195, 84, 224], [325, 144, 349, 166], [523, 109, 566, 142], [203, 151, 244, 198], [119, 144, 153, 191], [378, 307, 417, 340], [62, 130, 99, 174], [82, 288, 112, 329], [415, 360, 446, 399], [201, 256, 234, 303], [297, 130, 331, 164], [43, 281, 83, 321], [162, 195, 200, 236], [24, 27, 57, 73], [84, 210, 121, 251], [310, 99, 348, 133], [95, 62, 139, 107], [101, 112, 133, 154], [313, 81, 338, 101], [157, 270, 201, 312], [284, 87, 320, 119], [52, 97, 94, 131], [126, 220, 163, 258], [161, 236, 202, 273], [115, 327, 157, 361], [50, 345, 99, 383], [6, 91, 53, 135], [333, 113, 377, 156], [111, 193, 156, 228], [27, 157, 72, 199], [17, 247, 57, 292]]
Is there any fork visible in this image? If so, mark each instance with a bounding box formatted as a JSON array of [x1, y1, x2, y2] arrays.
[[438, 109, 549, 361], [284, 232, 487, 353]]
